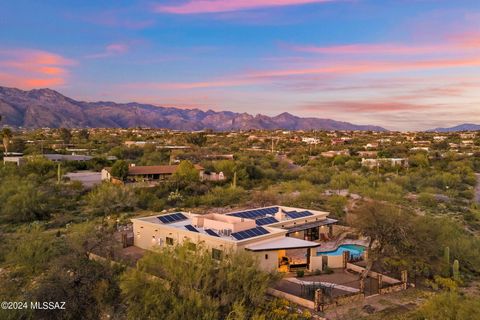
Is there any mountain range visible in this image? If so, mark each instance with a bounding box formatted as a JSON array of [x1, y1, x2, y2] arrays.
[[428, 123, 480, 132], [0, 86, 387, 131]]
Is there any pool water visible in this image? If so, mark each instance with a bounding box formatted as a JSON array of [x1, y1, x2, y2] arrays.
[[318, 244, 365, 258]]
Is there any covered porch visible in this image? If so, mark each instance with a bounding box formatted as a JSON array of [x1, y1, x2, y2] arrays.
[[285, 218, 338, 241], [246, 237, 321, 272]]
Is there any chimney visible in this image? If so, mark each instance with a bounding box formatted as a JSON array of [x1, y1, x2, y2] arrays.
[[275, 207, 286, 221]]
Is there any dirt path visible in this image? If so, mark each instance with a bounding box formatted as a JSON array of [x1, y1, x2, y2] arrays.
[[475, 173, 480, 203]]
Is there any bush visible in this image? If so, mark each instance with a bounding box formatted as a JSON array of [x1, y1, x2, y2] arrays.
[[296, 270, 304, 278], [323, 266, 334, 274]]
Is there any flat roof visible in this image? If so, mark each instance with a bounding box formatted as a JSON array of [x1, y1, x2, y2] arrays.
[[245, 237, 321, 252], [284, 218, 338, 233], [132, 206, 333, 243]]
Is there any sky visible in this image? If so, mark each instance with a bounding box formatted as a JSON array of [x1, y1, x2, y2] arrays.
[[1, 0, 480, 131]]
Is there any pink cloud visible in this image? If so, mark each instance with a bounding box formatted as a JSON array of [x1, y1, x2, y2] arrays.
[[86, 43, 130, 59], [155, 0, 333, 14], [0, 49, 75, 89], [287, 31, 480, 56], [244, 57, 480, 80], [300, 101, 434, 113]]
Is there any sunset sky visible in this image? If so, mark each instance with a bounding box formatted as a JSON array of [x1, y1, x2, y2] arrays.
[[1, 0, 480, 130]]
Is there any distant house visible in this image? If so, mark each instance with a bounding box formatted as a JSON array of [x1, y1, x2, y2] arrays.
[[357, 151, 378, 158], [460, 133, 476, 139], [202, 171, 226, 181], [43, 154, 93, 162], [361, 158, 408, 169], [101, 164, 204, 183], [3, 154, 92, 165], [302, 137, 320, 145], [410, 147, 429, 152], [320, 150, 350, 158], [364, 142, 378, 149], [331, 138, 345, 145], [3, 156, 26, 166], [124, 141, 157, 148]]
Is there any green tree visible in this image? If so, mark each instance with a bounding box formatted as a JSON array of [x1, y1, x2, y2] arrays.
[[78, 128, 90, 141], [120, 243, 275, 320], [416, 291, 480, 320], [110, 160, 129, 181], [186, 133, 207, 147], [173, 160, 200, 183], [59, 127, 72, 144], [86, 183, 137, 216], [1, 127, 12, 154]]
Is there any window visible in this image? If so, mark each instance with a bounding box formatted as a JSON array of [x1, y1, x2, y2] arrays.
[[166, 237, 174, 246], [265, 254, 269, 260], [212, 248, 222, 260]]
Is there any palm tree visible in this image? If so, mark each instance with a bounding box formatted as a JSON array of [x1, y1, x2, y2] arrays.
[[1, 127, 12, 155]]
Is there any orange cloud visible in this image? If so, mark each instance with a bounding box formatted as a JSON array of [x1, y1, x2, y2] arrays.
[[0, 49, 75, 89], [155, 0, 332, 14]]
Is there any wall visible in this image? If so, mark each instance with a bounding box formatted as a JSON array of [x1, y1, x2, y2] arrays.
[[267, 288, 315, 310], [346, 263, 400, 284], [309, 255, 323, 272], [253, 250, 278, 272], [101, 169, 111, 181], [327, 255, 344, 269], [132, 219, 236, 254], [318, 292, 365, 311]]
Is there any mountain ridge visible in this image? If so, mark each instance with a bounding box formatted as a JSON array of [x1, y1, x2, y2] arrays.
[[0, 86, 386, 131], [428, 123, 480, 132]]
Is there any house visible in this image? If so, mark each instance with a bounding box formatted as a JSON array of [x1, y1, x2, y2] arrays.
[[302, 137, 320, 145], [131, 206, 338, 272], [202, 171, 226, 181], [410, 147, 429, 152], [320, 150, 350, 158], [3, 156, 26, 166], [358, 151, 378, 158], [460, 133, 476, 139], [364, 142, 379, 149], [3, 154, 92, 165], [361, 158, 408, 169], [101, 164, 204, 183], [43, 154, 93, 162]]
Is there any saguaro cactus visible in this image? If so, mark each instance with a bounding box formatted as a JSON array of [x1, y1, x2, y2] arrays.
[[452, 259, 460, 282], [232, 171, 237, 189], [443, 246, 450, 276]]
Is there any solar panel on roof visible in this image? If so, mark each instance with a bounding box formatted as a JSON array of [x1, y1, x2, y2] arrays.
[[285, 210, 313, 219], [205, 229, 220, 237], [231, 227, 269, 240], [157, 212, 188, 224], [185, 225, 199, 232], [255, 216, 278, 226]]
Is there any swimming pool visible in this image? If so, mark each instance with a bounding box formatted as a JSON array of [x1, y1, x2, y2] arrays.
[[317, 244, 365, 258]]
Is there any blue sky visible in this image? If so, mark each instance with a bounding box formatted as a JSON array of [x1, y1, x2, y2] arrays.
[[1, 0, 480, 130]]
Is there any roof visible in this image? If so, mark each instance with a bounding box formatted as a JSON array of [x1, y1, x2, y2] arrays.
[[104, 164, 204, 175], [245, 237, 321, 252], [284, 218, 338, 233]]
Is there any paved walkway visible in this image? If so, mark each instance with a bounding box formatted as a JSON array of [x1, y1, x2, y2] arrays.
[[285, 277, 360, 293]]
